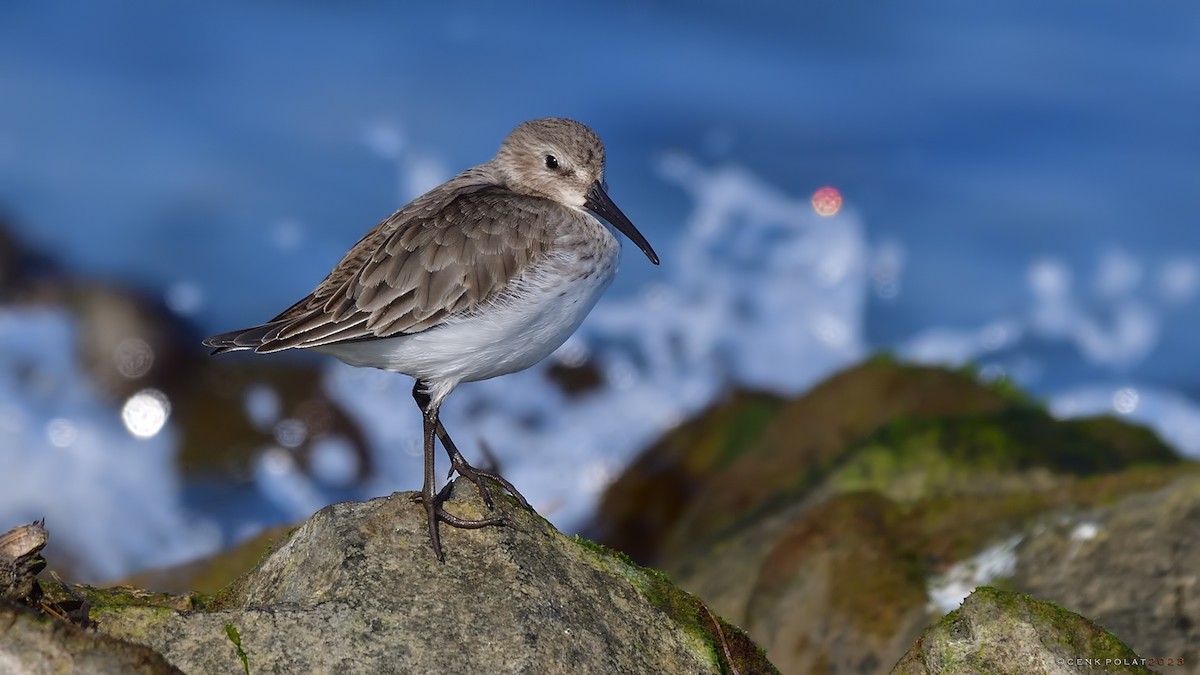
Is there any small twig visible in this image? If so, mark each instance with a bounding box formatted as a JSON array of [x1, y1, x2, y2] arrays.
[[36, 600, 70, 623], [701, 603, 740, 675], [48, 570, 70, 589], [48, 571, 90, 628]]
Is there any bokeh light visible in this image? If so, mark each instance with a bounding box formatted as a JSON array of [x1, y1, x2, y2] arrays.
[[113, 337, 154, 379], [121, 389, 170, 439], [274, 418, 308, 449], [1158, 258, 1199, 304], [811, 186, 843, 217], [164, 281, 204, 316], [243, 385, 282, 432], [1112, 387, 1139, 415], [46, 417, 77, 448], [310, 436, 360, 487], [261, 446, 295, 475]]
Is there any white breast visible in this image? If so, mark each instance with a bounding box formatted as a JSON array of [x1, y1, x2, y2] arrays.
[[319, 216, 621, 404]]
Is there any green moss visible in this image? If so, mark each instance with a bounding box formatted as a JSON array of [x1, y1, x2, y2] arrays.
[[949, 362, 1040, 408], [39, 582, 193, 612], [602, 359, 1033, 567], [908, 587, 1153, 674], [908, 464, 1192, 566], [865, 351, 899, 367], [225, 622, 251, 675], [714, 399, 786, 468], [842, 367, 1177, 497], [674, 391, 789, 471], [187, 592, 217, 611], [568, 534, 779, 674], [828, 406, 1179, 504], [973, 587, 1146, 662], [592, 389, 787, 564], [572, 534, 640, 571]]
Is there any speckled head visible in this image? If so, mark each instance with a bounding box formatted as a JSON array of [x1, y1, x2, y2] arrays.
[[494, 118, 605, 207], [493, 118, 659, 265]]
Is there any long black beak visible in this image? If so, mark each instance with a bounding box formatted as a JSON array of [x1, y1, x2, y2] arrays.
[[585, 182, 660, 265]]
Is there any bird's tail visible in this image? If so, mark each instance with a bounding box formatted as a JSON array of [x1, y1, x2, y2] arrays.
[[202, 323, 282, 355]]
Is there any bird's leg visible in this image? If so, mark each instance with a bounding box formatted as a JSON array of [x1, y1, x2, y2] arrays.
[[436, 421, 532, 511], [418, 393, 443, 561], [412, 381, 504, 561]]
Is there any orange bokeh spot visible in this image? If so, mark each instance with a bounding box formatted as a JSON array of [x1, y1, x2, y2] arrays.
[[811, 186, 843, 217]]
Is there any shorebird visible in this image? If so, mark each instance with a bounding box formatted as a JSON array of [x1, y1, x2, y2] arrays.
[[204, 118, 659, 560]]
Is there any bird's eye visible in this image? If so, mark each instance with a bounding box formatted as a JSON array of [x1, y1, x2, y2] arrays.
[[544, 155, 559, 170]]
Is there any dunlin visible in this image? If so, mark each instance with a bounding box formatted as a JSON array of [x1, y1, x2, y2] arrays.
[[204, 118, 659, 560]]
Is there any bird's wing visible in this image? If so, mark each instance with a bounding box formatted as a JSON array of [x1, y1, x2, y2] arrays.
[[207, 184, 560, 353]]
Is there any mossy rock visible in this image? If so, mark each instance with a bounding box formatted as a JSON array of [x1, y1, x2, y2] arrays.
[[596, 357, 1181, 571], [1011, 471, 1200, 670], [595, 358, 1027, 567], [671, 462, 1193, 675], [738, 492, 932, 674], [590, 389, 787, 564], [830, 407, 1178, 502], [573, 536, 776, 675], [68, 481, 777, 674], [891, 587, 1153, 674], [624, 357, 1188, 675], [0, 601, 184, 675]]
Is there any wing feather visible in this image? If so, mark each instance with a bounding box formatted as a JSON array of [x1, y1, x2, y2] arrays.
[[223, 180, 562, 353]]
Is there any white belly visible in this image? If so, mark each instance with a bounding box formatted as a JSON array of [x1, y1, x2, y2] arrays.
[[318, 233, 620, 402]]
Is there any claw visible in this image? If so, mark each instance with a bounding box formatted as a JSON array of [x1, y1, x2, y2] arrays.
[[437, 509, 505, 530], [415, 482, 507, 561], [445, 449, 531, 511], [412, 379, 530, 560]]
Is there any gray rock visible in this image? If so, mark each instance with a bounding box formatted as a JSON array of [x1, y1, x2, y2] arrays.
[[1014, 472, 1200, 668], [891, 587, 1153, 675], [95, 479, 776, 675], [0, 602, 183, 675], [591, 360, 1187, 675]]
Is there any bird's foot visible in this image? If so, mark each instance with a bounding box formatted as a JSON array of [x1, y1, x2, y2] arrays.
[[446, 455, 532, 511], [410, 483, 506, 562]]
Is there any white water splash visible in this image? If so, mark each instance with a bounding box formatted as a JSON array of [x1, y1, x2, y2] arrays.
[[0, 310, 219, 580], [927, 536, 1022, 615]]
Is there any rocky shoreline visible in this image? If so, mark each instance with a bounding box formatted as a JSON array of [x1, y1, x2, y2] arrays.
[[2, 358, 1193, 673]]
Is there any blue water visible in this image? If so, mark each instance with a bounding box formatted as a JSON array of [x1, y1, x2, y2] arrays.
[[1, 1, 1198, 579]]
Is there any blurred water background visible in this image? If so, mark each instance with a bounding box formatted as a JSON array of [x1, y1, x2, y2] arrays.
[[0, 0, 1197, 580]]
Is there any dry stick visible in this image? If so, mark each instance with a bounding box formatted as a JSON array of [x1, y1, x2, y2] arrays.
[[701, 603, 741, 675], [36, 601, 70, 623], [48, 571, 90, 627]]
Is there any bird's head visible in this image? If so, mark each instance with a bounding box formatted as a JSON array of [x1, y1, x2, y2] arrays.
[[494, 118, 659, 265]]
